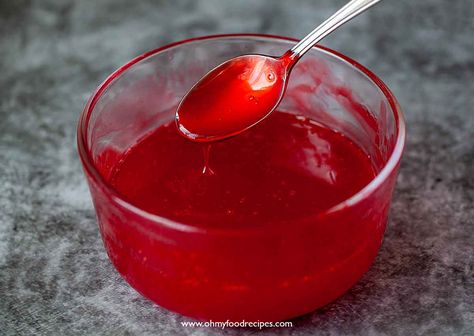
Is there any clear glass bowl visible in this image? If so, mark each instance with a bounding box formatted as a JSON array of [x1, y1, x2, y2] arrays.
[[77, 34, 406, 321]]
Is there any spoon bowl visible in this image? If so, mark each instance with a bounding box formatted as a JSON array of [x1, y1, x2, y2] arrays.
[[176, 54, 288, 142]]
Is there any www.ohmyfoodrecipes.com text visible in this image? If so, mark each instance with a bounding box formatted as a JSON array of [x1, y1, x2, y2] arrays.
[[180, 320, 293, 330]]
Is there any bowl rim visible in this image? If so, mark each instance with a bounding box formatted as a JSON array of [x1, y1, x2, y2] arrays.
[[77, 33, 406, 234]]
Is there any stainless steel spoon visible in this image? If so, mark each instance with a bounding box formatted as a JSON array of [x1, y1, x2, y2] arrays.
[[176, 0, 382, 142]]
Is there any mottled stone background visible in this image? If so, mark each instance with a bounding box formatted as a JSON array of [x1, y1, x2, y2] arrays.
[[0, 0, 473, 335]]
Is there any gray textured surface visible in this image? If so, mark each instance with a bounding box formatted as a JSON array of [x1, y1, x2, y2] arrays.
[[1, 0, 473, 335]]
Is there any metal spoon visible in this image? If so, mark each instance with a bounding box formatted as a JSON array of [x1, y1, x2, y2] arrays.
[[176, 0, 382, 142]]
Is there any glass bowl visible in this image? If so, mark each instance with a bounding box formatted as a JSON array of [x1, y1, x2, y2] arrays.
[[77, 34, 406, 322]]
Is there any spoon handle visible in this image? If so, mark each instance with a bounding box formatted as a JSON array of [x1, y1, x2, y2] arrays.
[[287, 0, 381, 62]]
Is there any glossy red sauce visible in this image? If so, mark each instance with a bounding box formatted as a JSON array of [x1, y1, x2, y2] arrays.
[[110, 111, 375, 228]]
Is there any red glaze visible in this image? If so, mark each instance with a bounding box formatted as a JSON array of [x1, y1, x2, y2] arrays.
[[101, 111, 382, 321], [111, 111, 375, 228], [176, 55, 288, 142]]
